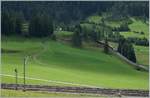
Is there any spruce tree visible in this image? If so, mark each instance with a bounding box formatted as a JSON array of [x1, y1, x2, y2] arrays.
[[72, 25, 82, 47], [29, 13, 53, 37], [117, 37, 136, 63], [15, 12, 24, 35], [117, 36, 125, 53], [2, 11, 16, 35], [127, 43, 136, 63], [104, 37, 109, 54]]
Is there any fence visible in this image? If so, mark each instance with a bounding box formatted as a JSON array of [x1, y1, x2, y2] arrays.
[[96, 41, 149, 72]]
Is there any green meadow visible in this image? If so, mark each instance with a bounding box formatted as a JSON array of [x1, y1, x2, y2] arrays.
[[87, 15, 102, 24], [1, 36, 148, 90], [119, 31, 147, 38], [120, 18, 149, 39], [134, 45, 149, 66], [129, 18, 149, 36]]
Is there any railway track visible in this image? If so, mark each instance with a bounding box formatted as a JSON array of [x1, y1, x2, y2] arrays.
[[1, 83, 149, 97]]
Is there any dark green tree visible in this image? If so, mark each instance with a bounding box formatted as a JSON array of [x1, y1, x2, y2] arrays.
[[117, 37, 136, 63], [2, 11, 16, 35], [29, 13, 53, 37], [117, 36, 125, 53], [82, 26, 89, 41], [2, 11, 10, 35], [104, 37, 109, 54], [126, 43, 136, 63], [72, 25, 82, 47], [2, 10, 25, 36], [15, 12, 24, 35], [90, 30, 98, 41], [118, 22, 130, 31], [101, 18, 110, 54]]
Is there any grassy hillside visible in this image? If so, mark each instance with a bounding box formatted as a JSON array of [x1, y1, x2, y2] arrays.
[[1, 36, 148, 89], [55, 31, 73, 38], [120, 31, 147, 38], [134, 45, 149, 66], [86, 15, 122, 28], [120, 18, 148, 39], [87, 15, 148, 39], [87, 15, 102, 24], [129, 18, 149, 35]]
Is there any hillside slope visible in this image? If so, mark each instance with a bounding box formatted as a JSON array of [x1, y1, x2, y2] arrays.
[[1, 37, 149, 89]]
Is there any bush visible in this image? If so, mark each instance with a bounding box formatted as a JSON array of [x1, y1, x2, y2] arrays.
[[133, 31, 139, 34], [127, 37, 149, 46], [89, 31, 99, 41], [50, 34, 56, 41], [140, 32, 144, 35]]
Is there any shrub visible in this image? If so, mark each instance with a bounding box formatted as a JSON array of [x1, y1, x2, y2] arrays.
[[140, 32, 144, 35], [127, 37, 149, 46]]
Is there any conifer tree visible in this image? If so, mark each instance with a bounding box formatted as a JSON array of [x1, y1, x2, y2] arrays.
[[72, 25, 82, 47]]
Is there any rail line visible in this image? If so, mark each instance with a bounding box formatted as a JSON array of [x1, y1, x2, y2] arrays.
[[1, 83, 149, 97]]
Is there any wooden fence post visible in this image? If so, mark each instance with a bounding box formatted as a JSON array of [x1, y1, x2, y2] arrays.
[[14, 68, 18, 90]]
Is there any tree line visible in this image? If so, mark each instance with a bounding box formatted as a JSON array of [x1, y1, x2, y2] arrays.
[[2, 11, 24, 35], [2, 1, 148, 26], [2, 11, 54, 37], [117, 37, 136, 63], [2, 1, 148, 37]]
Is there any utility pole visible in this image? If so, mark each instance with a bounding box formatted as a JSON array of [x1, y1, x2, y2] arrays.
[[14, 68, 18, 90], [23, 56, 27, 92]]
